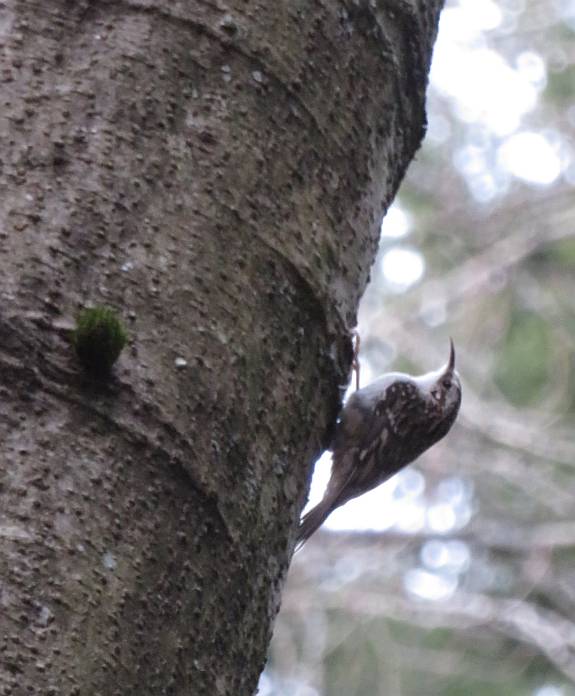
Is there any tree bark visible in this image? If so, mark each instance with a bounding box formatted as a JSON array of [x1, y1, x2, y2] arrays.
[[0, 0, 443, 693]]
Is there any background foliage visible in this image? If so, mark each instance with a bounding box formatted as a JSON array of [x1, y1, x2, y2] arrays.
[[264, 1, 575, 694]]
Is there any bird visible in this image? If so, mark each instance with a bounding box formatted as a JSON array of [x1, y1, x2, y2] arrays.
[[297, 340, 462, 546]]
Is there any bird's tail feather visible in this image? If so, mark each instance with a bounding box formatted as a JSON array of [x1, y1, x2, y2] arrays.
[[296, 499, 334, 548]]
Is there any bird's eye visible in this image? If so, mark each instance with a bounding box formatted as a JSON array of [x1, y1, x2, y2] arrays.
[[441, 378, 452, 390]]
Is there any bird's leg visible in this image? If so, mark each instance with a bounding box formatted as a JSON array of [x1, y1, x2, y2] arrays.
[[351, 329, 361, 391]]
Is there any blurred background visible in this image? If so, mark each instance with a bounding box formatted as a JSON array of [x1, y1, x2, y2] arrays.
[[262, 1, 575, 694]]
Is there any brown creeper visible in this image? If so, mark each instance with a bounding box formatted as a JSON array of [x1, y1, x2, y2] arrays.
[[298, 340, 462, 545]]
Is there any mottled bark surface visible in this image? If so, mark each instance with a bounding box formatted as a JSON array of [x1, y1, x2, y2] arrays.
[[0, 1, 443, 693]]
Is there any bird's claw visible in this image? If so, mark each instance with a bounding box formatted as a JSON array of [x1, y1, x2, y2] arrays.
[[351, 329, 360, 391]]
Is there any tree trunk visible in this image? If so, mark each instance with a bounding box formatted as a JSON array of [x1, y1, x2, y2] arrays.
[[0, 0, 443, 693]]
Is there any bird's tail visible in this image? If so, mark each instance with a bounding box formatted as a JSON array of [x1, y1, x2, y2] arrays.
[[296, 498, 334, 548]]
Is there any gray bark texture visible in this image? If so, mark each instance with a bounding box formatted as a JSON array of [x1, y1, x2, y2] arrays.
[[0, 0, 443, 694]]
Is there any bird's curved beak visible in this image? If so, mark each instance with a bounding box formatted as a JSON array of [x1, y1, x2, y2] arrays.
[[430, 339, 458, 404], [445, 338, 455, 375]]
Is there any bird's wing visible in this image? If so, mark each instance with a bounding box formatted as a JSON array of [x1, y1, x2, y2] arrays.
[[327, 396, 390, 507], [297, 384, 410, 546]]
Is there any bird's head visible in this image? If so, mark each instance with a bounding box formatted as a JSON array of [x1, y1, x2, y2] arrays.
[[415, 339, 462, 418]]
